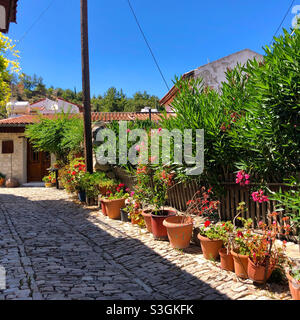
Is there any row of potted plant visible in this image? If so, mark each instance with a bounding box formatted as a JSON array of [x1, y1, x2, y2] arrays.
[[97, 179, 299, 300]]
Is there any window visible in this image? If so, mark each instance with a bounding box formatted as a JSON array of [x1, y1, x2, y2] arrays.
[[2, 140, 14, 154]]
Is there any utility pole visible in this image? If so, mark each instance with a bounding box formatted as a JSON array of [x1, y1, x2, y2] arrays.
[[80, 0, 93, 174]]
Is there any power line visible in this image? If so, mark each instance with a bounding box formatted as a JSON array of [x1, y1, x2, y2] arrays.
[[270, 0, 296, 44], [18, 0, 56, 44], [126, 0, 170, 91]]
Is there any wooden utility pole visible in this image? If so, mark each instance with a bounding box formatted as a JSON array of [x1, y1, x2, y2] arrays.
[[80, 0, 93, 174]]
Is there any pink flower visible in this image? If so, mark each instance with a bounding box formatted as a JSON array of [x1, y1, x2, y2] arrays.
[[252, 190, 269, 203], [130, 191, 135, 197], [127, 129, 131, 133], [236, 170, 250, 187], [135, 145, 140, 152], [158, 128, 162, 133]]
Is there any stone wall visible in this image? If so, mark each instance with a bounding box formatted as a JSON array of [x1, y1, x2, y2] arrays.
[[0, 133, 27, 185]]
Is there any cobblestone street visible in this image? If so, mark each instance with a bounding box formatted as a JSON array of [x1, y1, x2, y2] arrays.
[[0, 188, 293, 300]]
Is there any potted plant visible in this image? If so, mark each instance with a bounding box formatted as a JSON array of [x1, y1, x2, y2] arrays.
[[247, 213, 289, 284], [164, 187, 220, 250], [286, 261, 300, 300], [102, 184, 129, 220], [43, 175, 53, 188], [149, 169, 176, 240], [218, 221, 235, 272], [0, 173, 6, 187], [197, 220, 224, 260]]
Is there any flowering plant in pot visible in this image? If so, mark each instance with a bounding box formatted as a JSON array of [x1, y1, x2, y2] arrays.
[[286, 260, 300, 300], [247, 212, 290, 284], [197, 221, 226, 261], [218, 221, 235, 271], [229, 203, 254, 279], [42, 175, 53, 188], [149, 168, 176, 240], [102, 184, 129, 220], [164, 186, 220, 249]]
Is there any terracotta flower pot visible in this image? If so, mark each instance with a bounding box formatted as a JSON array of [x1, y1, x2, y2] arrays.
[[151, 210, 176, 241], [142, 209, 153, 233], [286, 271, 300, 300], [103, 198, 125, 220], [45, 182, 52, 188], [100, 199, 107, 216], [0, 178, 5, 187], [231, 251, 249, 279], [219, 248, 234, 272], [163, 216, 193, 249], [247, 258, 275, 284], [197, 234, 223, 261]]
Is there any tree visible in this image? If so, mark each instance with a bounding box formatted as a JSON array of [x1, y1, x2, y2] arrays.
[[0, 33, 20, 118], [25, 112, 84, 163]]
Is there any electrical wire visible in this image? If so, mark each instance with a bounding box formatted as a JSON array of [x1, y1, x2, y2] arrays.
[[18, 0, 56, 44], [126, 0, 170, 91], [270, 0, 296, 44]]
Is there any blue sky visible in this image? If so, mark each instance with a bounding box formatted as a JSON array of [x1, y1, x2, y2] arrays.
[[9, 0, 299, 99]]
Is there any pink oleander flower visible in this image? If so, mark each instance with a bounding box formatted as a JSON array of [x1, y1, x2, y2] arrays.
[[252, 189, 269, 203], [236, 170, 250, 186]]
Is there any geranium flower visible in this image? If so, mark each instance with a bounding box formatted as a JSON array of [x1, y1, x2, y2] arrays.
[[204, 221, 211, 228]]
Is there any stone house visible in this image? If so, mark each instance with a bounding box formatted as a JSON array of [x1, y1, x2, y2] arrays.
[[160, 49, 264, 111]]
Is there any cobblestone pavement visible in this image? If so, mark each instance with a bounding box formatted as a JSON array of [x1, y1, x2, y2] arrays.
[[0, 188, 293, 300]]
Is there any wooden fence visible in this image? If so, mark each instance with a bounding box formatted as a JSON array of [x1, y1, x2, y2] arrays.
[[114, 169, 297, 240]]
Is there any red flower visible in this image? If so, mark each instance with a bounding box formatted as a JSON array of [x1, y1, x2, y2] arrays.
[[237, 231, 244, 238], [204, 221, 211, 228]]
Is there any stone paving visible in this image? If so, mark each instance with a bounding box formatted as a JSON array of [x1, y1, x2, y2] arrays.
[[0, 187, 294, 300]]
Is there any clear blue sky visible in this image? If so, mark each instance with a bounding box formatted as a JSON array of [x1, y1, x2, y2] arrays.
[[8, 0, 298, 99]]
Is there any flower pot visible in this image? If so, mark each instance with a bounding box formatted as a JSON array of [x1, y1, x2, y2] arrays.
[[142, 209, 153, 233], [163, 216, 193, 249], [286, 271, 300, 300], [231, 251, 249, 279], [0, 178, 5, 187], [197, 234, 223, 261], [45, 182, 52, 188], [121, 209, 130, 222], [151, 210, 177, 241], [99, 199, 107, 216], [219, 248, 234, 272], [247, 258, 275, 284], [78, 190, 86, 203], [103, 198, 125, 220]]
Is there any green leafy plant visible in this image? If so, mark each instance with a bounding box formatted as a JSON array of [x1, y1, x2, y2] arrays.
[[269, 177, 300, 245], [25, 112, 84, 163]]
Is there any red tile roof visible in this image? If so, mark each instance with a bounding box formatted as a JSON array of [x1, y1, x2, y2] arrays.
[[0, 112, 175, 127]]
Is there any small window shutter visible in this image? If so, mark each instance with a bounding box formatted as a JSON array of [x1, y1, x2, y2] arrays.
[[2, 140, 14, 154]]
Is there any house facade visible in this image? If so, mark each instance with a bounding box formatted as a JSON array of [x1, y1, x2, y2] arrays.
[[160, 49, 264, 111]]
